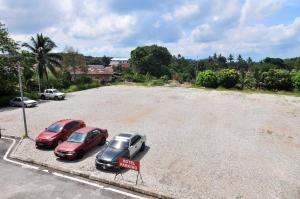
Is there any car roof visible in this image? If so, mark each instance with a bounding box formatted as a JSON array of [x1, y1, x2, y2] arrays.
[[114, 132, 138, 141], [55, 119, 81, 126], [75, 127, 97, 134]]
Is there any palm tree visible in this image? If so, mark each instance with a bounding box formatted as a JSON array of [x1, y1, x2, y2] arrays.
[[23, 33, 61, 88]]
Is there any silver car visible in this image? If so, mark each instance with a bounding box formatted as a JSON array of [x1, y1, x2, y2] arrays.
[[9, 97, 38, 108], [95, 132, 146, 170]]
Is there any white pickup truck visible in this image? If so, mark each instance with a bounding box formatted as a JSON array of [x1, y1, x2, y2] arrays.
[[39, 89, 66, 100]]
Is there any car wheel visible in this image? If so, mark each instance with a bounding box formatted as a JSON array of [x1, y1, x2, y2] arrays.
[[57, 139, 63, 146], [140, 142, 146, 152], [77, 150, 85, 159], [54, 96, 58, 100], [41, 95, 45, 100], [99, 138, 106, 146]]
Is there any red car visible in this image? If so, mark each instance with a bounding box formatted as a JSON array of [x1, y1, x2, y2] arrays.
[[54, 127, 108, 159], [36, 119, 86, 148]]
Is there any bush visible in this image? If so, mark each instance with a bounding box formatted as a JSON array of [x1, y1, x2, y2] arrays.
[[0, 95, 15, 107], [64, 81, 101, 93], [292, 71, 300, 90], [144, 79, 165, 86], [196, 70, 218, 88], [261, 69, 293, 90], [218, 69, 239, 88]]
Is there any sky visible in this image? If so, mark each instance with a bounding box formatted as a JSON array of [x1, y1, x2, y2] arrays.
[[0, 0, 300, 61]]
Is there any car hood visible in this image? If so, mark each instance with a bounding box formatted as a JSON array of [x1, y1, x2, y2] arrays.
[[55, 92, 65, 96], [56, 141, 81, 152], [96, 147, 126, 162], [37, 132, 57, 140], [24, 100, 37, 104]]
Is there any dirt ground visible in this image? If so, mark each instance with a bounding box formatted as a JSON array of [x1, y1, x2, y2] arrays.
[[1, 85, 300, 198]]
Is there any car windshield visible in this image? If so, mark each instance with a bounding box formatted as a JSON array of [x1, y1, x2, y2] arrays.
[[47, 124, 63, 133], [53, 89, 59, 93], [67, 132, 86, 143], [109, 140, 129, 150], [22, 97, 30, 101]]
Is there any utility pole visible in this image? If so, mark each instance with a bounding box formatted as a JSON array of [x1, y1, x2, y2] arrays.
[[195, 56, 199, 77], [18, 63, 28, 138]]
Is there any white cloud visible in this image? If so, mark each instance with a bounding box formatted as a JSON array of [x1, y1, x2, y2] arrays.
[[162, 3, 200, 21], [240, 0, 284, 25]]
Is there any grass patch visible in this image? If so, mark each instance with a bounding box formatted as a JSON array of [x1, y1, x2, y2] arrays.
[[63, 82, 102, 93], [192, 85, 300, 97]]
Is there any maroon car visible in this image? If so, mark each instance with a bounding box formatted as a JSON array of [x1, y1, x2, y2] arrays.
[[36, 119, 86, 148], [54, 127, 108, 159]]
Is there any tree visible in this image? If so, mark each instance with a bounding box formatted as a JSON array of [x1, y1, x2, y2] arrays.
[[218, 69, 239, 88], [227, 54, 234, 64], [23, 33, 61, 85], [0, 23, 19, 95], [261, 69, 292, 90], [0, 22, 18, 54], [102, 55, 111, 67], [196, 70, 218, 88], [292, 71, 300, 90], [62, 46, 86, 74], [130, 45, 172, 77]]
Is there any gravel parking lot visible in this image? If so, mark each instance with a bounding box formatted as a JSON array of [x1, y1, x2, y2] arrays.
[[1, 85, 300, 198]]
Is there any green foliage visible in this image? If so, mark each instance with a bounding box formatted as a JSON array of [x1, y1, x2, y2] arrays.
[[0, 22, 18, 54], [23, 33, 61, 83], [218, 69, 239, 88], [102, 55, 111, 67], [242, 72, 257, 89], [64, 81, 101, 93], [62, 46, 86, 72], [0, 95, 15, 107], [130, 45, 172, 77], [261, 69, 293, 90], [292, 71, 300, 90], [196, 70, 218, 88]]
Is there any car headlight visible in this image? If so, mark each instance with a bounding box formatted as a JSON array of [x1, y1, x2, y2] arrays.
[[47, 137, 56, 141]]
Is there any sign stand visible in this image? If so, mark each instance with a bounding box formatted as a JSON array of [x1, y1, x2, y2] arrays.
[[115, 157, 144, 185], [114, 169, 124, 180], [136, 171, 144, 185]]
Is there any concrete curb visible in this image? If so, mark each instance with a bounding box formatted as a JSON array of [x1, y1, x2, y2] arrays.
[[8, 148, 174, 199]]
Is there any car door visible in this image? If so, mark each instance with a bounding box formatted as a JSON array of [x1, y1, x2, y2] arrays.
[[91, 129, 101, 147], [129, 136, 139, 158], [16, 98, 23, 107], [84, 132, 94, 150], [61, 122, 74, 140]]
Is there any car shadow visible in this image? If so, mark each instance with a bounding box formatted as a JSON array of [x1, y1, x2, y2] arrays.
[[56, 144, 107, 163], [96, 145, 150, 174]]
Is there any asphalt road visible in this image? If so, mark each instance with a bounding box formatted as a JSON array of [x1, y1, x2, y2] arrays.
[[0, 138, 142, 199]]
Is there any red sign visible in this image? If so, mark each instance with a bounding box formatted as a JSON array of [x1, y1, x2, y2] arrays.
[[118, 158, 140, 171]]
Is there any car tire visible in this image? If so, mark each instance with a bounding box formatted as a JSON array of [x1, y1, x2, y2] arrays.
[[57, 139, 63, 146], [41, 95, 45, 100], [54, 96, 58, 100], [99, 138, 106, 146], [140, 142, 146, 152], [77, 150, 85, 159]]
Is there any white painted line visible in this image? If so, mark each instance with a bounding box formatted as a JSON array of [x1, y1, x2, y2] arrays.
[[2, 137, 39, 170], [104, 187, 148, 199], [2, 136, 148, 199], [52, 172, 104, 189]]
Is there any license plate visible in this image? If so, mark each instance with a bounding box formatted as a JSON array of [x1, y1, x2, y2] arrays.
[[102, 165, 107, 169], [57, 152, 64, 157], [37, 143, 44, 146]]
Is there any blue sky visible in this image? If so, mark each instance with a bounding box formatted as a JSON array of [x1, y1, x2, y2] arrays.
[[0, 0, 300, 60]]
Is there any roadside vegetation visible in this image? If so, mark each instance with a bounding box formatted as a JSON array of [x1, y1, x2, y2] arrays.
[[1, 21, 300, 107]]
